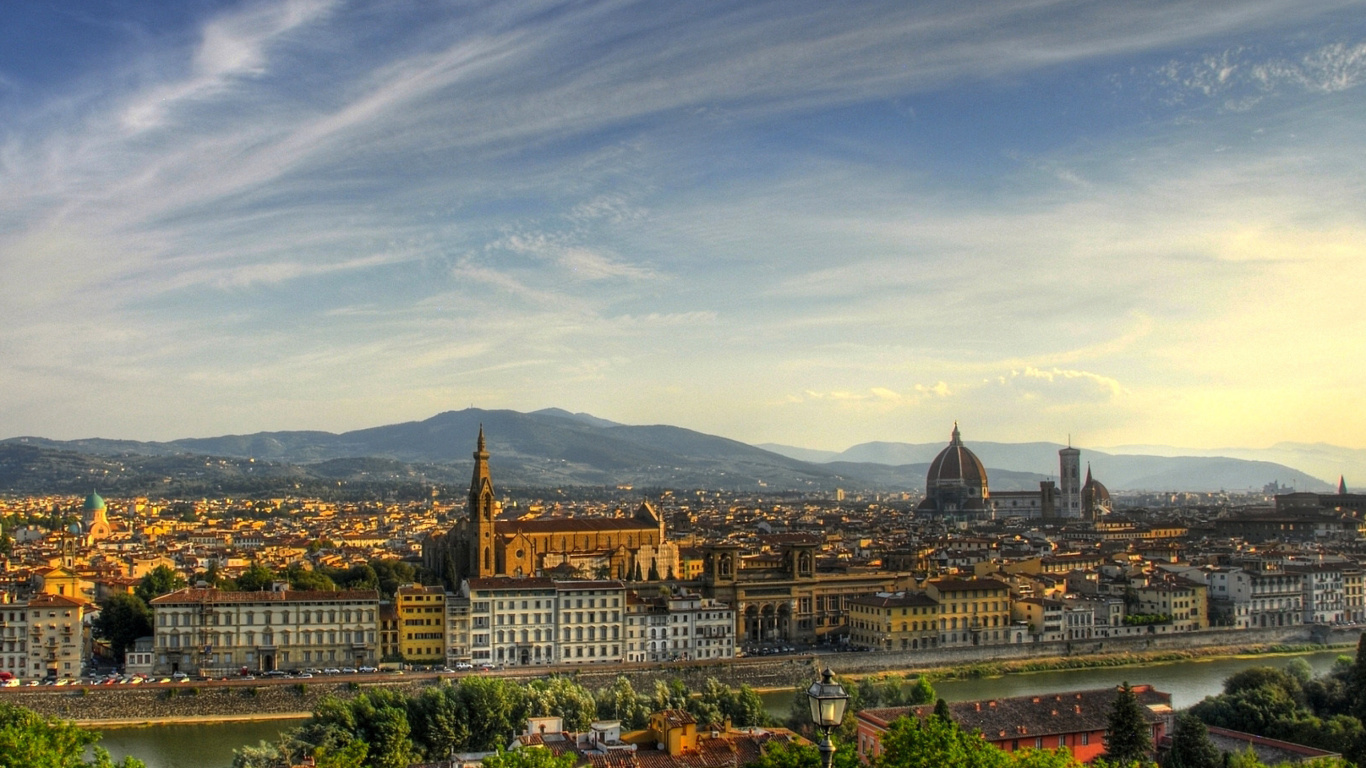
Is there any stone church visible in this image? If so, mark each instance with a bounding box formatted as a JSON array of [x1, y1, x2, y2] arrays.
[[424, 428, 676, 583]]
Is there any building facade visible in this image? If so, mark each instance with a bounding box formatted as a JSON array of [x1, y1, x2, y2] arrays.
[[149, 585, 381, 675], [396, 584, 447, 663]]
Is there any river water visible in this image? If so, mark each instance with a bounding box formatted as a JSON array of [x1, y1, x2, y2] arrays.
[[94, 650, 1348, 768]]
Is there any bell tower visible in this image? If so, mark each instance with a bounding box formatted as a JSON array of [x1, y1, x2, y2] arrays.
[[468, 426, 497, 577]]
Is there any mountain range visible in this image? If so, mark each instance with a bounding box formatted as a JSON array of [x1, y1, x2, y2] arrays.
[[0, 408, 1336, 495]]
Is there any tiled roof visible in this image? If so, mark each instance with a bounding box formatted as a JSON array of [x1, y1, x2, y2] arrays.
[[861, 685, 1170, 740], [149, 587, 379, 605]]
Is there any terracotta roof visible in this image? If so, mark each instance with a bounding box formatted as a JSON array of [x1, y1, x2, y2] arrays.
[[149, 587, 379, 605], [860, 685, 1170, 741], [499, 518, 657, 535], [930, 578, 1008, 592]]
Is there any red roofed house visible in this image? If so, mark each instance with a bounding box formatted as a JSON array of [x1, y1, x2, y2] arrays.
[[855, 685, 1172, 764]]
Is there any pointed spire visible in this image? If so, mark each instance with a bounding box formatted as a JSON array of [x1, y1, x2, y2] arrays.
[[477, 423, 486, 453], [1340, 476, 1348, 495], [1085, 463, 1093, 484]]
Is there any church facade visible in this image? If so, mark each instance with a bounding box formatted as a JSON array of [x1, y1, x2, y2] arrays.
[[423, 429, 672, 583]]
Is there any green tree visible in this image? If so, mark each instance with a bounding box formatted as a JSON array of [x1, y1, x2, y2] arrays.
[[1102, 683, 1153, 767], [312, 741, 368, 768], [0, 702, 146, 768], [483, 747, 580, 768], [407, 684, 470, 759], [908, 677, 937, 706], [236, 562, 276, 592], [748, 739, 860, 768], [933, 699, 952, 720], [461, 676, 525, 751], [286, 562, 337, 592], [874, 713, 1009, 768], [92, 593, 153, 662], [526, 676, 598, 732], [134, 565, 186, 603], [1164, 713, 1220, 768], [1348, 633, 1366, 720], [596, 676, 650, 729]]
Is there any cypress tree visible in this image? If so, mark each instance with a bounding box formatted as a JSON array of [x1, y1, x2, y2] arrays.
[[1104, 682, 1153, 766], [1167, 713, 1221, 768], [932, 698, 952, 721]]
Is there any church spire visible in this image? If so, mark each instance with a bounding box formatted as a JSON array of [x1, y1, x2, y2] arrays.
[[1086, 463, 1093, 484], [476, 423, 486, 455], [1340, 476, 1348, 495]]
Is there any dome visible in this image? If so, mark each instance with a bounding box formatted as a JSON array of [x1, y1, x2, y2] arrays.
[[917, 423, 992, 519], [1081, 465, 1111, 516], [67, 522, 84, 535], [925, 423, 989, 492], [83, 491, 106, 512]]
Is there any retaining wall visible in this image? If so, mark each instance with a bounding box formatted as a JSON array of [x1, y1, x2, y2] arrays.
[[4, 624, 1355, 724]]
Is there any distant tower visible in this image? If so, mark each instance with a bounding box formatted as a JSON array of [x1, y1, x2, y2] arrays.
[[1340, 476, 1348, 495], [468, 426, 498, 578], [1059, 441, 1081, 519]]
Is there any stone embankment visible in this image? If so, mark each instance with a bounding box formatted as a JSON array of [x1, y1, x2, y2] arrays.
[[3, 624, 1355, 725]]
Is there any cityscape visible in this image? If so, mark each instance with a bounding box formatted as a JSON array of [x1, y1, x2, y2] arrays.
[[4, 1, 1366, 768]]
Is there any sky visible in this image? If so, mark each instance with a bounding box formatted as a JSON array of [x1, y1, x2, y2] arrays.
[[2, 0, 1365, 452]]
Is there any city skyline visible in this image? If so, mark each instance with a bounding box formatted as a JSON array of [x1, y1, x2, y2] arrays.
[[2, 1, 1364, 450]]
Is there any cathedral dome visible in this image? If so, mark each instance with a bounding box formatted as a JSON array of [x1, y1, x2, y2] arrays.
[[1082, 465, 1111, 515], [926, 423, 989, 493], [917, 423, 992, 519], [83, 491, 106, 512]]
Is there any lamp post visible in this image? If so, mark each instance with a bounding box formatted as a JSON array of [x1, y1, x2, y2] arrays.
[[806, 667, 849, 768]]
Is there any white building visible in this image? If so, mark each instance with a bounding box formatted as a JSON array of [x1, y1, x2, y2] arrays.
[[555, 580, 625, 664], [465, 577, 559, 667], [2, 594, 88, 680], [625, 590, 734, 662], [149, 585, 381, 675]]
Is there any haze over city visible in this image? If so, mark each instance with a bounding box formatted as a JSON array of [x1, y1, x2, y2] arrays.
[[2, 1, 1364, 452]]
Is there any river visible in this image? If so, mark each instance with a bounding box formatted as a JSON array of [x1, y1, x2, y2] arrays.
[[94, 650, 1349, 768]]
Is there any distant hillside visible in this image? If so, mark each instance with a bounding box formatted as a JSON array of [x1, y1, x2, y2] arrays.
[[0, 408, 1333, 494], [755, 438, 1332, 493]]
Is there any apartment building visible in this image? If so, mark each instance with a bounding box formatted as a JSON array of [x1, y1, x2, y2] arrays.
[[555, 580, 625, 664], [149, 584, 381, 675], [925, 578, 1020, 646], [465, 577, 558, 667], [848, 591, 940, 651], [396, 584, 446, 663]]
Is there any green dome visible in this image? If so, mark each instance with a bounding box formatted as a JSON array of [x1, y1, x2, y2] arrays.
[[83, 491, 106, 512]]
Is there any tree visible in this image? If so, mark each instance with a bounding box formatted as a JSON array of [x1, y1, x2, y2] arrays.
[[92, 593, 153, 662], [933, 699, 952, 721], [525, 676, 598, 732], [483, 747, 579, 768], [875, 713, 1009, 768], [236, 562, 276, 592], [1165, 713, 1220, 768], [908, 677, 937, 706], [1103, 683, 1153, 767], [748, 739, 860, 768], [0, 702, 146, 768], [134, 565, 185, 603], [596, 676, 649, 730], [1348, 634, 1366, 720]]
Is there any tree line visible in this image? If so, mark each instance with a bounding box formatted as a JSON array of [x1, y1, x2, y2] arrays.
[[232, 674, 770, 768]]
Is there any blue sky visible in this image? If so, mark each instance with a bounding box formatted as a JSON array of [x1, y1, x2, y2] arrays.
[[2, 0, 1365, 451]]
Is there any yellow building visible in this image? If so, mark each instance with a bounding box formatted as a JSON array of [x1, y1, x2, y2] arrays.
[[396, 584, 447, 663], [848, 591, 940, 651], [925, 577, 1014, 646]]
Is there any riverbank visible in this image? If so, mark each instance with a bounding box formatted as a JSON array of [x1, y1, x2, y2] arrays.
[[82, 712, 313, 729], [5, 625, 1353, 725]]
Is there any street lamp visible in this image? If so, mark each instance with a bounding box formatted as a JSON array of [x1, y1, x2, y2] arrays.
[[806, 668, 849, 768]]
